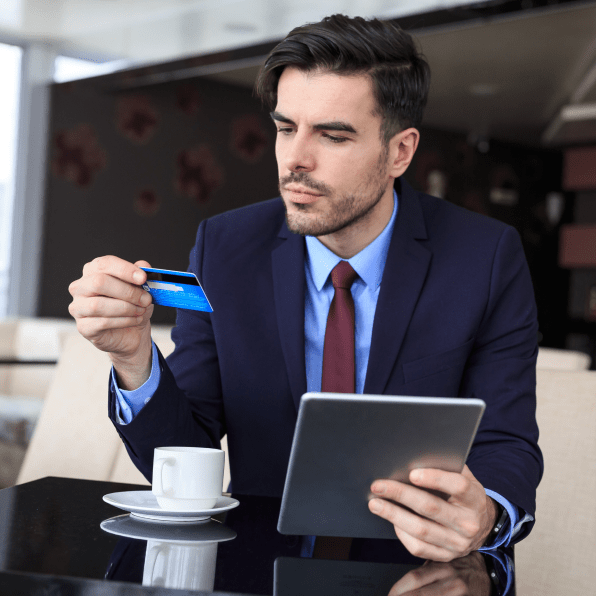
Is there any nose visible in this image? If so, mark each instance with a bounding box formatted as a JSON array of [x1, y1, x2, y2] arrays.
[[280, 131, 315, 173]]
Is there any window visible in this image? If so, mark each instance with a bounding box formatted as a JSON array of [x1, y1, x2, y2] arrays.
[[0, 42, 22, 317]]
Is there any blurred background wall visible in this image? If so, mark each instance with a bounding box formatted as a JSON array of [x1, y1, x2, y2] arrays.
[[39, 74, 278, 325]]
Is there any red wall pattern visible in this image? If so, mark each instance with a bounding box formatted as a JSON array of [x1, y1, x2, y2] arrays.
[[563, 146, 596, 191], [40, 75, 278, 324]]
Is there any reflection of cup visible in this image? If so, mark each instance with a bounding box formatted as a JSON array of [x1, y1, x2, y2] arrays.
[[152, 447, 224, 511], [143, 540, 218, 590]]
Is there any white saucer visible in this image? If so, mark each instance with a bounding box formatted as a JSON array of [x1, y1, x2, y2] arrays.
[[103, 491, 239, 522], [100, 514, 237, 543]]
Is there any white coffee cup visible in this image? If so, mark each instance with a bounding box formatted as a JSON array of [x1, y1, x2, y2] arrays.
[[152, 446, 224, 511]]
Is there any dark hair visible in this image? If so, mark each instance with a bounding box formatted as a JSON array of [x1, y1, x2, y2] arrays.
[[256, 14, 431, 144]]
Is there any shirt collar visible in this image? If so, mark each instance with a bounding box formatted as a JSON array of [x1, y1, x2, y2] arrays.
[[305, 190, 398, 291]]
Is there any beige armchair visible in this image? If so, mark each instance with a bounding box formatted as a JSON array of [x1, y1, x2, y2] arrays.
[[514, 368, 596, 595], [0, 317, 77, 400], [0, 317, 77, 487], [17, 328, 231, 490], [536, 347, 591, 370]]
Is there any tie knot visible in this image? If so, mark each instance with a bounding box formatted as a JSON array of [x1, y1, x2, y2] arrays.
[[331, 261, 357, 290]]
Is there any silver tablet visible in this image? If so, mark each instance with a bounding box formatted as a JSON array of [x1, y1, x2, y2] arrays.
[[277, 393, 485, 540]]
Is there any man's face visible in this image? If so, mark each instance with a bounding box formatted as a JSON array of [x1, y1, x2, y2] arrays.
[[273, 67, 395, 241]]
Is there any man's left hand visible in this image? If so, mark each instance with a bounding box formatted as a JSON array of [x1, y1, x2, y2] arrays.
[[368, 465, 497, 562]]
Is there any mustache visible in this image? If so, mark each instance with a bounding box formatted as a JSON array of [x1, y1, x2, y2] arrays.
[[279, 172, 331, 195]]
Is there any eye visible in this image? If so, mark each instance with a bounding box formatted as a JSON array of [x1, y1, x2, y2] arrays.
[[276, 127, 294, 135], [322, 133, 348, 144]]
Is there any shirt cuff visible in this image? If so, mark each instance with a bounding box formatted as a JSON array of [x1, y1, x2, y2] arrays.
[[111, 340, 161, 425], [479, 489, 533, 550]]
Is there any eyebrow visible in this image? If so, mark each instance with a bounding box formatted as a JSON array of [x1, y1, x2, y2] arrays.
[[270, 111, 358, 134]]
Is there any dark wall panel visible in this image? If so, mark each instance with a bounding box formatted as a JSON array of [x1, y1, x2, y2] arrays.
[[40, 77, 278, 324]]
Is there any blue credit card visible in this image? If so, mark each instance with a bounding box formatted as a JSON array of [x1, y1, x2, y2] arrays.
[[140, 267, 213, 312]]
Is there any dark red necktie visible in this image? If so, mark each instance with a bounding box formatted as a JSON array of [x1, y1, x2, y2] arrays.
[[321, 260, 358, 394], [314, 260, 357, 560]]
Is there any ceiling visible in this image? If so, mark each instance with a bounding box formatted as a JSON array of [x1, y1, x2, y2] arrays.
[[2, 0, 596, 146], [0, 0, 473, 62], [418, 2, 596, 146], [206, 2, 596, 147]]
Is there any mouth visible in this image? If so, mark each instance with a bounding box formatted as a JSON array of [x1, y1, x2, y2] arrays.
[[283, 186, 323, 204]]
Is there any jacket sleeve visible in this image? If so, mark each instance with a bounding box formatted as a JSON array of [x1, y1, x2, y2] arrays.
[[462, 225, 543, 541]]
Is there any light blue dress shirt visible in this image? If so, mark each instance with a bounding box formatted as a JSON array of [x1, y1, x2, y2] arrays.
[[113, 190, 531, 551]]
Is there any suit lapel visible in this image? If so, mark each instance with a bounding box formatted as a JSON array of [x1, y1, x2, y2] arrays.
[[364, 178, 432, 395], [271, 220, 307, 411]]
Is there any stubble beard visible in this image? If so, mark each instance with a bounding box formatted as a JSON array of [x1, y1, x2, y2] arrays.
[[280, 148, 390, 238]]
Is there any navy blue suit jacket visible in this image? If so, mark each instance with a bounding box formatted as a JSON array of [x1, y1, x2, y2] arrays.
[[109, 178, 543, 539]]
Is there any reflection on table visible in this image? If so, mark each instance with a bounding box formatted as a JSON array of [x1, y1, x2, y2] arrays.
[[0, 477, 514, 595], [103, 514, 237, 591]]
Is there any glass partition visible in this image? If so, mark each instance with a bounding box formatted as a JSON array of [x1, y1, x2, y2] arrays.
[[0, 42, 22, 317]]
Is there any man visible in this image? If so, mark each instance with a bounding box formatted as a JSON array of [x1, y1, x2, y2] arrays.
[[68, 15, 542, 562]]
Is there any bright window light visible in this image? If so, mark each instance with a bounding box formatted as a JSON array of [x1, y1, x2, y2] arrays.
[[0, 42, 22, 317], [54, 55, 129, 83]]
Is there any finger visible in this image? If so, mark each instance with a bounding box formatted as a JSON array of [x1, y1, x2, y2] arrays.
[[372, 478, 485, 541], [409, 468, 473, 504], [77, 316, 147, 339], [82, 255, 147, 286], [371, 480, 454, 528], [393, 525, 460, 563], [134, 259, 152, 272], [72, 272, 152, 307], [390, 577, 466, 596], [460, 465, 476, 481], [388, 562, 454, 595], [70, 296, 148, 319], [368, 498, 468, 554]]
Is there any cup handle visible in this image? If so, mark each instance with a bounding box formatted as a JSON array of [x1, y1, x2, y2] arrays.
[[146, 544, 166, 587], [155, 458, 176, 497]]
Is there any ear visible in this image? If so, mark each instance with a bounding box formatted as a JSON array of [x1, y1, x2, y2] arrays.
[[387, 128, 420, 178]]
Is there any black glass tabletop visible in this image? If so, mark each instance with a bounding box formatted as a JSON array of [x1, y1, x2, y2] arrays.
[[0, 477, 513, 595]]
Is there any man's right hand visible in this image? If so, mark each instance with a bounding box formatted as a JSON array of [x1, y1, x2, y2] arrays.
[[68, 256, 154, 389]]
